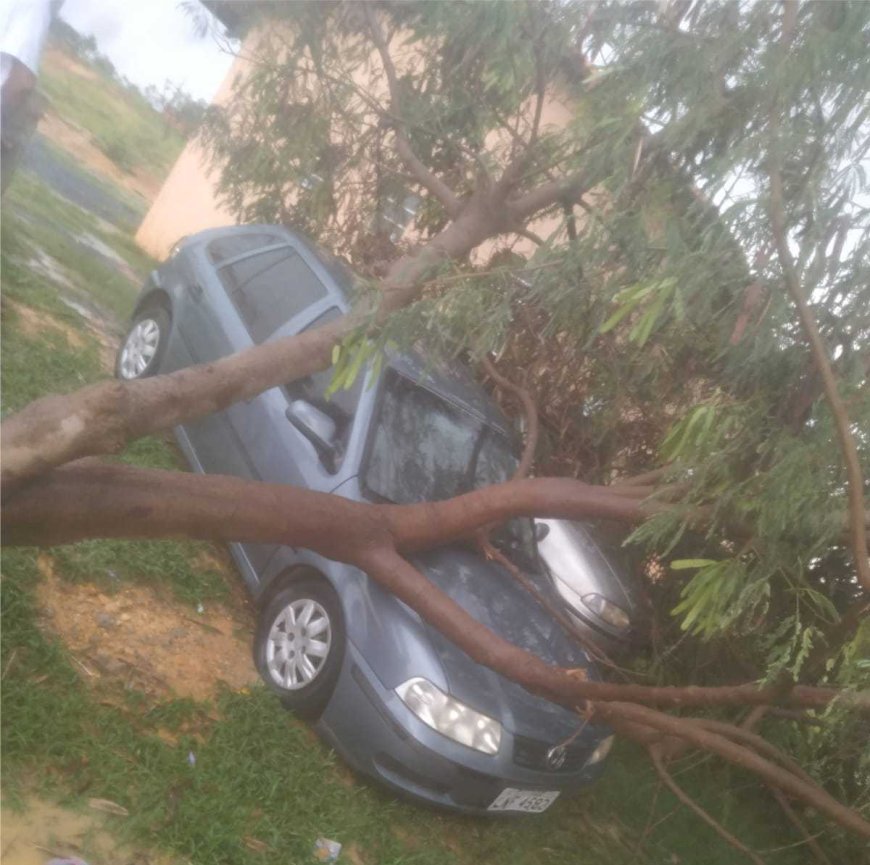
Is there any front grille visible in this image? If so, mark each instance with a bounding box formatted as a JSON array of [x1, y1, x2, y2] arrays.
[[513, 735, 593, 773]]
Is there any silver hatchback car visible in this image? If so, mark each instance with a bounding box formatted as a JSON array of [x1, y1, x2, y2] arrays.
[[537, 519, 644, 657], [116, 224, 613, 814]]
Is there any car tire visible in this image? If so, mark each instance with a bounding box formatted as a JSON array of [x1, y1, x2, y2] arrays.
[[254, 577, 345, 720], [115, 304, 170, 380]]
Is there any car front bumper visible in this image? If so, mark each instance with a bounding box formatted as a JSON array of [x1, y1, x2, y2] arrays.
[[314, 642, 606, 815]]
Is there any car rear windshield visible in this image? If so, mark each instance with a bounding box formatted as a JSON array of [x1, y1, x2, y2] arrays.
[[207, 232, 284, 263], [364, 370, 535, 561], [218, 246, 328, 343]]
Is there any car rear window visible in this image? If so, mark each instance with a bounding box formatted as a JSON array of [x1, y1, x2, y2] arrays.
[[207, 232, 284, 263], [219, 247, 328, 343]]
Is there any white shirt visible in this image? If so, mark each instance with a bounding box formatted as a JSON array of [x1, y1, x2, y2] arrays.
[[0, 0, 56, 80]]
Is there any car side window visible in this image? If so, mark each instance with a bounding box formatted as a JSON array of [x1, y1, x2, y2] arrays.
[[218, 246, 328, 344], [283, 307, 363, 451]]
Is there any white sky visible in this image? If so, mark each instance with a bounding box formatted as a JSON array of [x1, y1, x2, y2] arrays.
[[59, 0, 236, 102]]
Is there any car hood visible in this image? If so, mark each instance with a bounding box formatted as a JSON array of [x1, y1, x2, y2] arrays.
[[410, 545, 599, 742]]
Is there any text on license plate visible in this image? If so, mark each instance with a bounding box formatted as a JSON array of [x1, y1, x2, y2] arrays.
[[488, 788, 560, 813]]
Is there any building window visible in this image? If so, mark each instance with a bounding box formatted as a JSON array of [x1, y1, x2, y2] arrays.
[[377, 192, 421, 242]]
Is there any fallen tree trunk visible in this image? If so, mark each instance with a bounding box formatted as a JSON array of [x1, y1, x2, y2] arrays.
[[4, 460, 867, 715]]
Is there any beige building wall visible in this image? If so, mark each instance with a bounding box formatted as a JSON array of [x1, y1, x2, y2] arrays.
[[134, 50, 247, 259], [135, 140, 235, 259], [136, 24, 580, 263]]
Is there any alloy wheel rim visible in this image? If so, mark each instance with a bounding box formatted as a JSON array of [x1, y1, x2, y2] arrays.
[[119, 318, 160, 379], [265, 598, 331, 690]]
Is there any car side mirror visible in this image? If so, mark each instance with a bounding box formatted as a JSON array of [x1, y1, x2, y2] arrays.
[[534, 521, 550, 542], [285, 400, 338, 471]]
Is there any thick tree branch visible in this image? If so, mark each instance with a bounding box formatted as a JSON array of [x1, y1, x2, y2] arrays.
[[0, 316, 346, 494], [4, 461, 866, 718], [1, 207, 502, 492], [363, 4, 462, 218], [5, 460, 869, 839], [508, 172, 589, 223]]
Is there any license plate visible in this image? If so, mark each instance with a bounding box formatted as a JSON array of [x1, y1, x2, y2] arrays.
[[488, 788, 560, 813]]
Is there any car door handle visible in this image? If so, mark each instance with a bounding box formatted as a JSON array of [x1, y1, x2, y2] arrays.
[[189, 282, 203, 300]]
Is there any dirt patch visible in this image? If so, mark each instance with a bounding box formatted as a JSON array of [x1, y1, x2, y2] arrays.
[[35, 555, 259, 702], [0, 796, 178, 865], [4, 298, 87, 351], [5, 295, 118, 373], [37, 110, 160, 203], [42, 45, 100, 83]]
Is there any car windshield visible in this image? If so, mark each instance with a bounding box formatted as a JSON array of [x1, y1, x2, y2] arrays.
[[364, 370, 536, 564]]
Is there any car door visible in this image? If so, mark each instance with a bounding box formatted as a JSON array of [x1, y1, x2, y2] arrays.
[[236, 303, 365, 496], [173, 239, 253, 476], [184, 237, 342, 574]]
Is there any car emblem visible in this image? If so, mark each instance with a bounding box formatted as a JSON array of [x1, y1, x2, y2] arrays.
[[545, 744, 567, 770]]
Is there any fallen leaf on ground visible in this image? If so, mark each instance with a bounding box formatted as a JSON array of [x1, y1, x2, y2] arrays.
[[243, 836, 272, 853], [88, 798, 129, 816]]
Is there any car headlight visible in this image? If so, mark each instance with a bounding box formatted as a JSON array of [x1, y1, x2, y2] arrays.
[[582, 593, 630, 631], [587, 734, 615, 765], [396, 677, 502, 755]]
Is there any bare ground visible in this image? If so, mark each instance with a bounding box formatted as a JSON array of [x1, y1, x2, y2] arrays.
[[1, 797, 181, 865], [4, 293, 120, 374], [37, 107, 162, 203], [35, 554, 258, 704], [4, 298, 88, 351]]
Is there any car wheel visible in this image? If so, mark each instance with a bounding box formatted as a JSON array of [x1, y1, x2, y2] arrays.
[[254, 577, 345, 719], [116, 305, 170, 380]]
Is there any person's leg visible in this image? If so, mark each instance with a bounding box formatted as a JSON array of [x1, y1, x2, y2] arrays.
[[1, 53, 40, 195]]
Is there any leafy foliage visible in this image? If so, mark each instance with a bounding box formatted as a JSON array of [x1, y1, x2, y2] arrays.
[[200, 0, 870, 829]]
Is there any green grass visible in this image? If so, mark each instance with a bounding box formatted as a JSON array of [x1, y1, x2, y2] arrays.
[[1, 547, 811, 865], [1, 170, 147, 322], [0, 298, 101, 414], [40, 38, 185, 179]]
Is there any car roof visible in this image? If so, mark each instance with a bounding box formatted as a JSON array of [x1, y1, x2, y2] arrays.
[[182, 224, 357, 294]]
